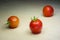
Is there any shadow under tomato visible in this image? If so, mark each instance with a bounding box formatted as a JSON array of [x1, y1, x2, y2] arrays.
[[26, 29, 42, 36], [1, 23, 11, 31]]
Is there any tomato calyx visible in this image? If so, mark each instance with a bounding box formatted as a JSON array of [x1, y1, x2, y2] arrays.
[[31, 16, 38, 21], [6, 21, 10, 25]]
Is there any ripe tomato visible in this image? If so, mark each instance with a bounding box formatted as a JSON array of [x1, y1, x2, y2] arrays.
[[43, 5, 54, 17], [7, 16, 19, 29], [30, 16, 42, 34]]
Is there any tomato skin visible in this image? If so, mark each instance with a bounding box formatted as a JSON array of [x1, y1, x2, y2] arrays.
[[8, 16, 19, 29], [43, 5, 54, 17], [30, 19, 42, 34]]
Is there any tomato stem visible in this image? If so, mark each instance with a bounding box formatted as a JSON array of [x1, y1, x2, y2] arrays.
[[6, 21, 10, 25], [31, 16, 38, 21], [31, 16, 37, 21], [34, 16, 35, 20]]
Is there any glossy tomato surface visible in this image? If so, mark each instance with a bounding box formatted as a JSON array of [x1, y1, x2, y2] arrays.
[[43, 5, 54, 17], [30, 19, 42, 34], [8, 16, 19, 29]]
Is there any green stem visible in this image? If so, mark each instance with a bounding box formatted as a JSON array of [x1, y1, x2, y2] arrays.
[[34, 16, 36, 20], [6, 21, 10, 25], [31, 16, 38, 21]]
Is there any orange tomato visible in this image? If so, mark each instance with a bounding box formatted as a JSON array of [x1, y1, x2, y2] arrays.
[[7, 16, 19, 29]]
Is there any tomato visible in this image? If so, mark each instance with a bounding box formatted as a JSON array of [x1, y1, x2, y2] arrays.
[[43, 5, 54, 17], [30, 16, 42, 34], [7, 16, 19, 29]]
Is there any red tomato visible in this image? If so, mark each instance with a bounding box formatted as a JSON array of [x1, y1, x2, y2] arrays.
[[30, 16, 42, 34], [43, 5, 54, 17], [7, 16, 19, 29]]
